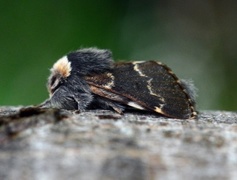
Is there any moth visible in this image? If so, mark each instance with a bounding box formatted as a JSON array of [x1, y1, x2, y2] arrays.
[[40, 48, 197, 119]]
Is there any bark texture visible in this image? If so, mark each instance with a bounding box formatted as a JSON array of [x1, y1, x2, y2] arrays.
[[0, 106, 237, 180]]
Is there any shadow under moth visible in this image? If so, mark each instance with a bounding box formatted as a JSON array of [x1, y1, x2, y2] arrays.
[[41, 48, 197, 119]]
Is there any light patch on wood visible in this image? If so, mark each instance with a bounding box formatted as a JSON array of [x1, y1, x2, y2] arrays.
[[52, 56, 72, 77], [127, 101, 144, 110]]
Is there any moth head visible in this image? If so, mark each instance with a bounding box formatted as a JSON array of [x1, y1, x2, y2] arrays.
[[47, 47, 113, 96], [47, 56, 72, 96]]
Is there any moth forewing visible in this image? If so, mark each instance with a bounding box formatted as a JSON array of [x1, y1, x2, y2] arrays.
[[85, 61, 197, 119]]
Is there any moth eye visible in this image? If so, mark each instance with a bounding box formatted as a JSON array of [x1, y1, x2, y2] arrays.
[[49, 76, 61, 94], [50, 76, 56, 86]]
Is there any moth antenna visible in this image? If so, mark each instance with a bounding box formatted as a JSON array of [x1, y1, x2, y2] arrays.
[[67, 48, 113, 75]]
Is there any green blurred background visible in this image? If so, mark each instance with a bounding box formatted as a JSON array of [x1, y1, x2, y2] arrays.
[[0, 0, 236, 110]]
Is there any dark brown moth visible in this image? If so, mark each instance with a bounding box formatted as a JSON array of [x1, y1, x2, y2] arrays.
[[41, 48, 197, 119]]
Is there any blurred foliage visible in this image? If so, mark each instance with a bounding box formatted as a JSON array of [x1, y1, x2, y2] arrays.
[[0, 0, 236, 110]]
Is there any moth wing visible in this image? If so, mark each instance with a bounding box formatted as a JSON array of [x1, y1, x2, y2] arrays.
[[85, 61, 196, 119]]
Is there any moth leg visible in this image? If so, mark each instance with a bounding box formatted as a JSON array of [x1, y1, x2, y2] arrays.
[[43, 85, 93, 111], [105, 101, 124, 114], [73, 93, 93, 111], [89, 96, 125, 114], [39, 99, 51, 108]]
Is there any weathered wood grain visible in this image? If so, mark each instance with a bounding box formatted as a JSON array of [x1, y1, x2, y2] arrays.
[[0, 107, 236, 180]]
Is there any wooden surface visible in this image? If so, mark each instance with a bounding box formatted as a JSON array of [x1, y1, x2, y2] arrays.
[[0, 106, 237, 180]]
